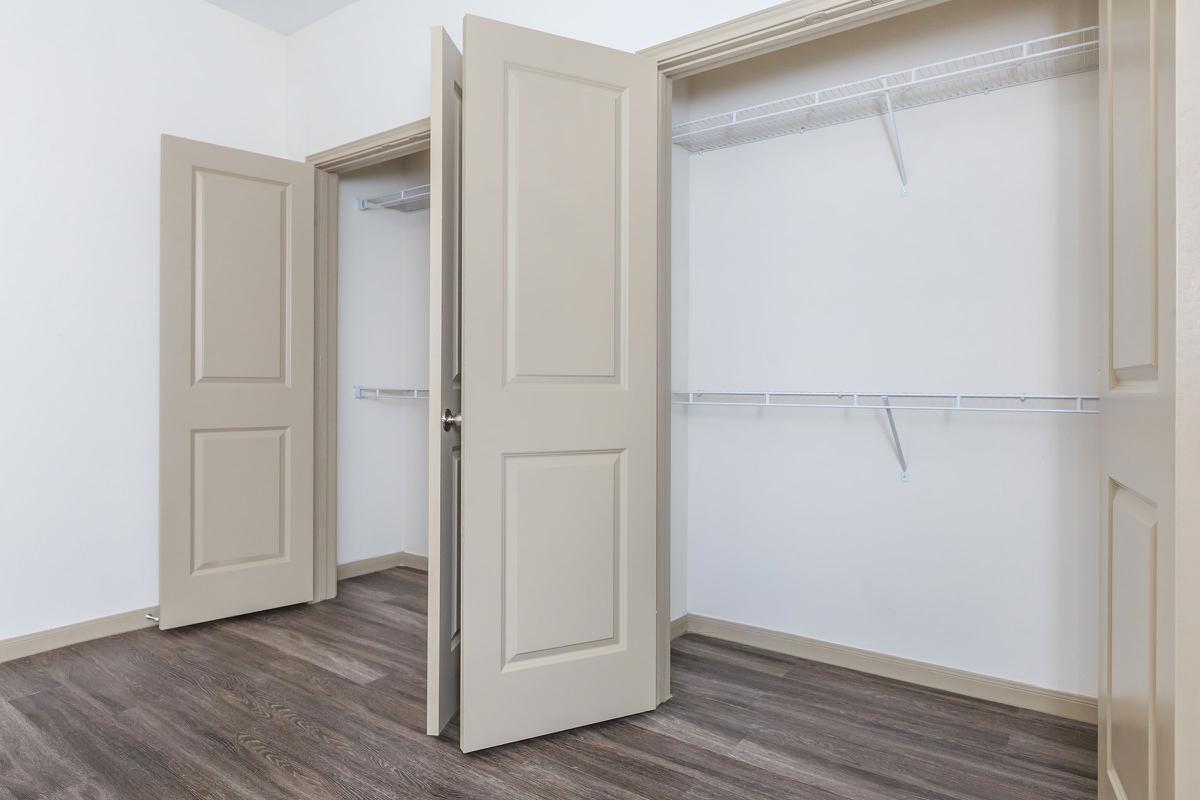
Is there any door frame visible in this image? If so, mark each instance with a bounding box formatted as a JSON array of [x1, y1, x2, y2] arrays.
[[305, 0, 957, 689], [305, 117, 432, 602]]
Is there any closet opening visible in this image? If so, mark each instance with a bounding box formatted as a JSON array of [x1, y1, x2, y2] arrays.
[[332, 150, 437, 591], [667, 0, 1101, 726]]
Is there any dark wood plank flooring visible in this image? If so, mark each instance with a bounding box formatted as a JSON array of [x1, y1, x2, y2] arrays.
[[0, 568, 1096, 799]]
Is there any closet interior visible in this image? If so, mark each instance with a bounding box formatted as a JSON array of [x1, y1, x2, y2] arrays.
[[338, 151, 432, 568], [669, 0, 1101, 702]]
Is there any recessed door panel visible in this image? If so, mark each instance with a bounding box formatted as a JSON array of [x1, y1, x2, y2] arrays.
[[192, 428, 288, 573], [505, 68, 624, 384], [194, 171, 289, 383], [1106, 484, 1156, 800], [451, 446, 461, 644], [503, 450, 621, 664], [1108, 0, 1157, 381]]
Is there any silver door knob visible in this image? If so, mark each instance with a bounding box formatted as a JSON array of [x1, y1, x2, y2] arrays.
[[441, 409, 462, 432]]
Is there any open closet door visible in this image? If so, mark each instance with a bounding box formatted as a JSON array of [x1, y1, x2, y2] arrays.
[[458, 15, 659, 753], [427, 26, 464, 737], [159, 136, 315, 629], [1098, 1, 1182, 799]]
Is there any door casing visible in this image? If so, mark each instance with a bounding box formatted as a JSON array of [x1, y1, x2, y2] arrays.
[[304, 118, 433, 603]]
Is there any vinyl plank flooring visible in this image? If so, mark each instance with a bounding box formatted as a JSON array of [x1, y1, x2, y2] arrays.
[[0, 700, 96, 798], [10, 687, 227, 800], [0, 568, 1097, 800], [0, 654, 62, 702]]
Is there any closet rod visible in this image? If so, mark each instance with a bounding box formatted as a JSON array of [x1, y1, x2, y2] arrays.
[[357, 184, 431, 212], [352, 386, 429, 400], [672, 27, 1099, 155], [672, 391, 1099, 415]]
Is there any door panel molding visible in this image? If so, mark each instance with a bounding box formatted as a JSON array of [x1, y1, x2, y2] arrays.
[[500, 449, 624, 667], [1105, 481, 1158, 800]]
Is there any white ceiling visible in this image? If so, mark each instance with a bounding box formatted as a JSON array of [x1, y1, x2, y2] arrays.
[[203, 0, 362, 35]]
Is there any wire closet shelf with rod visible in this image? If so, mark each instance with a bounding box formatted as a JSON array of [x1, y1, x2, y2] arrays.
[[672, 392, 1100, 482], [670, 27, 1099, 154], [671, 25, 1101, 480]]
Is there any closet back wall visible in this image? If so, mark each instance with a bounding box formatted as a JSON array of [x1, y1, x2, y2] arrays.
[[677, 0, 1101, 696], [338, 156, 431, 564]]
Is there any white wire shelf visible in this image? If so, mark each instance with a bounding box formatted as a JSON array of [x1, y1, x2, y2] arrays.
[[672, 27, 1099, 155], [357, 184, 431, 212], [352, 386, 429, 400], [672, 391, 1099, 415]]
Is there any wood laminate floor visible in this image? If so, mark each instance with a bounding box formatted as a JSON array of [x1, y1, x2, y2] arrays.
[[0, 568, 1096, 800]]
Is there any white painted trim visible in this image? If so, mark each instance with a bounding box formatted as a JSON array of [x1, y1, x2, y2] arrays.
[[306, 118, 431, 173], [337, 551, 429, 580], [640, 0, 949, 78], [676, 614, 1097, 724], [0, 607, 160, 665]]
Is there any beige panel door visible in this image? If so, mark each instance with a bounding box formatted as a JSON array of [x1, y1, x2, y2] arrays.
[[160, 136, 315, 630], [459, 16, 659, 752], [427, 26, 464, 737], [1098, 2, 1181, 799]]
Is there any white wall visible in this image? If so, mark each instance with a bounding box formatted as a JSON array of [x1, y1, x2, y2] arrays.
[[336, 156, 431, 563], [678, 0, 1101, 695], [0, 1, 287, 641], [284, 0, 783, 159]]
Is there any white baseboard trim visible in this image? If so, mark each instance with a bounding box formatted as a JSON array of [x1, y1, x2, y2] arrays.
[[0, 606, 160, 665], [1, 553, 427, 664], [337, 551, 428, 580], [677, 613, 1098, 724]]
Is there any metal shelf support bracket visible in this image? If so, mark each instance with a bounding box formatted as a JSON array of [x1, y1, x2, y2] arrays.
[[881, 395, 909, 481], [883, 92, 908, 193]]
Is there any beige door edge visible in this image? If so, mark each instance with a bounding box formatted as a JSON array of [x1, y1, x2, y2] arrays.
[[427, 25, 465, 737]]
